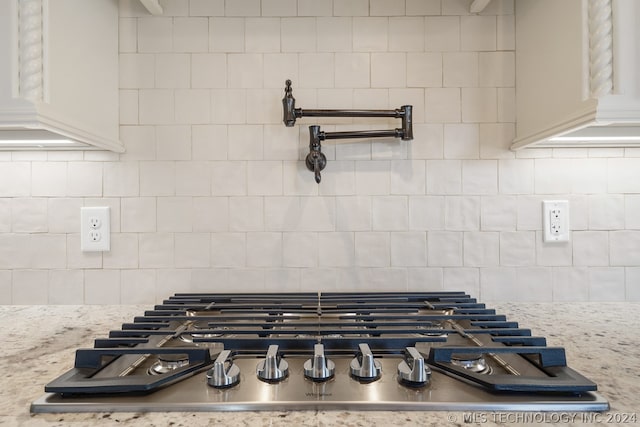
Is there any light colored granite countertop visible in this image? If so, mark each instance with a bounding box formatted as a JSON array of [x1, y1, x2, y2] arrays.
[[1, 303, 638, 426]]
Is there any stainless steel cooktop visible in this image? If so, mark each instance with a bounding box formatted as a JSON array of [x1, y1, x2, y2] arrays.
[[31, 292, 609, 413]]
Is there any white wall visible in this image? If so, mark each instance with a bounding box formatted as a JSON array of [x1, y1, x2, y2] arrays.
[[1, 0, 639, 304]]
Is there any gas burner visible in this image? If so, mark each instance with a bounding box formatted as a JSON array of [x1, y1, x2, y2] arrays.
[[148, 353, 189, 375], [416, 323, 447, 338], [450, 353, 492, 375]]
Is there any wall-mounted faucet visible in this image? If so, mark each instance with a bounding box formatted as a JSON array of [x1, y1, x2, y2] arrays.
[[282, 79, 413, 183]]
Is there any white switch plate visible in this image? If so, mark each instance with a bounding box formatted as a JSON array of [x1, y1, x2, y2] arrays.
[[81, 207, 110, 251], [542, 200, 569, 243]]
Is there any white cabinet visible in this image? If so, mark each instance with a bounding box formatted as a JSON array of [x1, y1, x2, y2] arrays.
[[0, 0, 123, 151], [512, 0, 640, 149]]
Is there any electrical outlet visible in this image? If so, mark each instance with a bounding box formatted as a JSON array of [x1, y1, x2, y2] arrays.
[[542, 200, 570, 243], [81, 207, 110, 251]]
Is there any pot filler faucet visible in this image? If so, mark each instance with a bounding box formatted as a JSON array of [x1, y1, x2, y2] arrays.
[[282, 80, 413, 183]]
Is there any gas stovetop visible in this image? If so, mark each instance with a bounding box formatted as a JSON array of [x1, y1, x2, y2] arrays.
[[31, 292, 609, 412]]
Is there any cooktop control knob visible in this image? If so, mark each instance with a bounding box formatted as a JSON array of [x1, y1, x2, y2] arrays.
[[206, 350, 240, 389], [397, 347, 431, 387], [304, 344, 335, 382], [256, 344, 289, 383], [350, 343, 382, 382]]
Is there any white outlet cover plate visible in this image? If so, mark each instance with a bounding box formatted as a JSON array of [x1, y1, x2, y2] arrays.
[[81, 207, 110, 252], [542, 200, 570, 243]]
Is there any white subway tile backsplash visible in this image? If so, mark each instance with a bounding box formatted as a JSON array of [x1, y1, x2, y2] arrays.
[[299, 53, 334, 88], [140, 161, 176, 196], [119, 17, 137, 52], [464, 231, 499, 266], [229, 197, 264, 231], [189, 0, 224, 16], [175, 232, 210, 267], [173, 17, 208, 52], [281, 18, 317, 52], [516, 267, 552, 301], [121, 198, 156, 232], [589, 195, 624, 230], [334, 0, 369, 16], [48, 270, 84, 304], [121, 269, 156, 304], [390, 231, 427, 266], [409, 196, 444, 230], [462, 88, 497, 123], [426, 159, 462, 194], [283, 232, 318, 266], [298, 0, 331, 16], [47, 198, 82, 234], [210, 18, 245, 52], [228, 125, 264, 160], [225, 0, 260, 16], [353, 17, 388, 52], [104, 162, 140, 197], [499, 231, 534, 266], [84, 269, 121, 304], [589, 267, 625, 301], [138, 17, 173, 52], [13, 270, 48, 304], [192, 54, 227, 88], [247, 161, 283, 195], [355, 232, 390, 267], [371, 53, 406, 88], [444, 124, 479, 159], [192, 197, 229, 231], [480, 195, 516, 231], [103, 233, 139, 268], [119, 54, 154, 89], [536, 232, 572, 266], [336, 196, 371, 231], [625, 196, 640, 229], [408, 267, 443, 291], [479, 52, 515, 87], [425, 16, 459, 51], [261, 0, 296, 16], [11, 198, 47, 233], [445, 196, 480, 230], [0, 200, 10, 233], [227, 54, 264, 88], [370, 0, 405, 16], [462, 160, 497, 194], [407, 53, 442, 88], [461, 15, 496, 51], [625, 268, 640, 301], [372, 196, 408, 230], [4, 3, 640, 304], [157, 197, 193, 232], [32, 162, 67, 196], [498, 158, 533, 194], [0, 163, 30, 197], [573, 231, 608, 266], [211, 232, 246, 267], [427, 231, 463, 266], [155, 54, 190, 88], [406, 0, 440, 15], [389, 17, 424, 51], [245, 18, 281, 52], [319, 232, 355, 267], [139, 89, 174, 124], [334, 53, 370, 88], [610, 231, 640, 266], [175, 89, 211, 124], [176, 161, 211, 196], [443, 52, 478, 87]]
